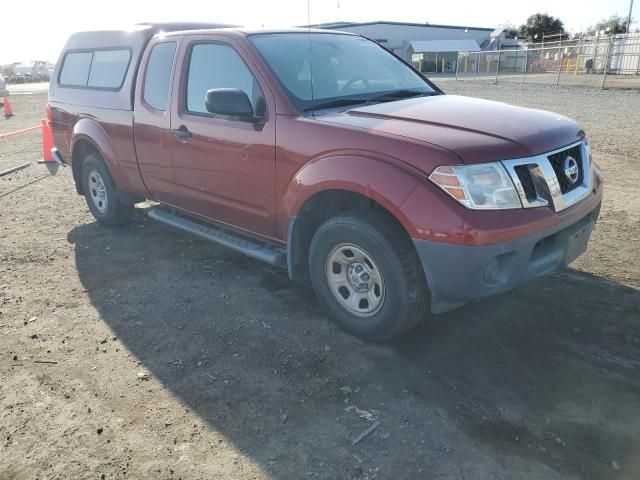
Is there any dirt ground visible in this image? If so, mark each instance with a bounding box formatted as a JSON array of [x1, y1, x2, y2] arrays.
[[1, 84, 639, 480], [430, 72, 640, 90]]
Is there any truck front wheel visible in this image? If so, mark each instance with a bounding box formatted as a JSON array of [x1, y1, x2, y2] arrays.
[[81, 153, 133, 226], [309, 209, 429, 341]]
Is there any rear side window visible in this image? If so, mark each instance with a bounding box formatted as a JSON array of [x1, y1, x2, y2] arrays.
[[59, 51, 93, 86], [143, 43, 177, 111], [87, 50, 131, 88], [186, 43, 262, 115], [59, 48, 131, 90]]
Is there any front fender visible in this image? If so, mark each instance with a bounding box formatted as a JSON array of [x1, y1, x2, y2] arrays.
[[71, 118, 134, 194], [280, 154, 422, 239]]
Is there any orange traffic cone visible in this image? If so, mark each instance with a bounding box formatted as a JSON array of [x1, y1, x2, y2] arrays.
[[3, 97, 13, 118], [40, 120, 54, 163]]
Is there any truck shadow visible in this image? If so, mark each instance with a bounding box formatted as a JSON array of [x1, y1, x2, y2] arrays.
[[67, 216, 640, 479]]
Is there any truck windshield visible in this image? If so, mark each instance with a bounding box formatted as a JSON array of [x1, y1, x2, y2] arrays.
[[250, 33, 437, 112]]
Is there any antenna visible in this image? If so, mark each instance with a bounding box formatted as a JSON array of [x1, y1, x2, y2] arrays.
[[337, 0, 341, 21]]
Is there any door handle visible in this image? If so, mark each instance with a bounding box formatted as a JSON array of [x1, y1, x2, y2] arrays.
[[172, 127, 192, 139]]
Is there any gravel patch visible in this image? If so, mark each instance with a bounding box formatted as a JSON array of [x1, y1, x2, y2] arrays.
[[1, 81, 639, 480]]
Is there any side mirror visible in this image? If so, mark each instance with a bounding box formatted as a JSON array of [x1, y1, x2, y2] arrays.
[[204, 88, 262, 122]]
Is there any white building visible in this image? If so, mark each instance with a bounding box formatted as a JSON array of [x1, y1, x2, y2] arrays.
[[306, 21, 495, 72]]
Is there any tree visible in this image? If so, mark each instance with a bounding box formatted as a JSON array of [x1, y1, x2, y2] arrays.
[[588, 15, 631, 34], [518, 13, 566, 41], [502, 23, 520, 38]]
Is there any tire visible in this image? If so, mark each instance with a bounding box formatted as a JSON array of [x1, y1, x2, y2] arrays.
[[81, 153, 133, 226], [309, 209, 429, 341]]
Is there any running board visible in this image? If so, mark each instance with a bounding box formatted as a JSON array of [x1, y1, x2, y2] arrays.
[[148, 208, 286, 268]]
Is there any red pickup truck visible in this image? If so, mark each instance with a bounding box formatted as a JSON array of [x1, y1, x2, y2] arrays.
[[48, 23, 603, 340]]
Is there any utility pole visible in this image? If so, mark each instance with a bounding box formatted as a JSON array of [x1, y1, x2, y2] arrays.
[[627, 0, 634, 34]]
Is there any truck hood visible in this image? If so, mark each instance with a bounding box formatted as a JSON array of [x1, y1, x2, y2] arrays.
[[317, 95, 585, 164]]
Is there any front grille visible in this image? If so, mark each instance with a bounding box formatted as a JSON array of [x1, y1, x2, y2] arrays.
[[502, 140, 591, 212], [547, 144, 583, 194], [514, 165, 537, 201]]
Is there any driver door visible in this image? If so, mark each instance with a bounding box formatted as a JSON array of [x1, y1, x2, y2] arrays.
[[169, 36, 276, 238]]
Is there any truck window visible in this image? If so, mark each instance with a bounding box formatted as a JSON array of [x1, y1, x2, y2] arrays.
[[143, 42, 177, 111], [59, 48, 131, 89], [186, 43, 263, 115], [87, 49, 131, 89], [59, 51, 93, 86]]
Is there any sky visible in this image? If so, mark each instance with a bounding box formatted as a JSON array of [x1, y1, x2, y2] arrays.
[[0, 0, 636, 64]]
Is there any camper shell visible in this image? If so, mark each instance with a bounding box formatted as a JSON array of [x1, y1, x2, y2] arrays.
[[49, 23, 234, 110]]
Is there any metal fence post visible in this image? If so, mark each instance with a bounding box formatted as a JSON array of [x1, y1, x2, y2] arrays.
[[601, 35, 613, 89], [556, 50, 564, 86], [635, 34, 640, 74], [592, 33, 600, 73], [495, 50, 501, 84], [455, 51, 459, 80], [473, 52, 479, 80], [522, 48, 528, 84]]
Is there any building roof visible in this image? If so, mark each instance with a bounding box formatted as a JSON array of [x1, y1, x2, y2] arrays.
[[304, 20, 494, 32], [409, 39, 481, 52]]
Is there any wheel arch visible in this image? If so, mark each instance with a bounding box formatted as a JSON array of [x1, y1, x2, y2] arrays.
[[283, 155, 423, 283], [70, 137, 100, 195], [70, 118, 131, 197]]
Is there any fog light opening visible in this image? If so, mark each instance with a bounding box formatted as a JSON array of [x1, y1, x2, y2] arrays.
[[483, 258, 501, 285]]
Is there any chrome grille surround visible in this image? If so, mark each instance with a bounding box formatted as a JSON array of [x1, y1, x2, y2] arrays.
[[501, 140, 591, 212]]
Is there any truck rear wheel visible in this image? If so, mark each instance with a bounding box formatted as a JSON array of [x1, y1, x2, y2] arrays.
[[309, 209, 428, 341], [81, 153, 133, 226]]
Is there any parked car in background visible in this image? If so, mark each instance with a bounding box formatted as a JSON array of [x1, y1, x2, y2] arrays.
[[0, 74, 9, 97], [48, 23, 603, 341]]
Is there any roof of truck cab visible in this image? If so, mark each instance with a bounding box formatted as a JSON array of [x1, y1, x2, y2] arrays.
[[159, 27, 355, 38], [137, 22, 238, 31]]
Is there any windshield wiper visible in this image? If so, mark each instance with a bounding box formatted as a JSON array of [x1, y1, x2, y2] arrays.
[[304, 97, 369, 112], [304, 90, 439, 112], [369, 89, 437, 103]]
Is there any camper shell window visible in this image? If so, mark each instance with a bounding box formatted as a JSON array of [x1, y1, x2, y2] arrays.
[[58, 48, 132, 90]]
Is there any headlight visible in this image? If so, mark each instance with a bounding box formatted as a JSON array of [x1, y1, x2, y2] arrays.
[[429, 163, 521, 210]]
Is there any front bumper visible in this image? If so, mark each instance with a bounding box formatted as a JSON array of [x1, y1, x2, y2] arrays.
[[414, 202, 601, 313]]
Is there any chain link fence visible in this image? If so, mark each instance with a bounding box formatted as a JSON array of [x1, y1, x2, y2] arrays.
[[421, 33, 640, 89]]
